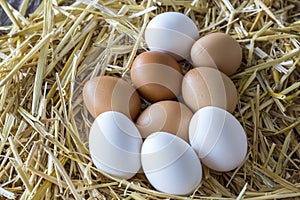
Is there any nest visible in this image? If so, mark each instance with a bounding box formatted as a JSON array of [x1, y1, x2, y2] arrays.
[[0, 0, 300, 199]]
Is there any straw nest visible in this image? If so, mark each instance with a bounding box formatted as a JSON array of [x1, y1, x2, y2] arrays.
[[0, 0, 300, 199]]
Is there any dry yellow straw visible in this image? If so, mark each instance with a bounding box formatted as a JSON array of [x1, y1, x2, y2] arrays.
[[0, 0, 300, 199]]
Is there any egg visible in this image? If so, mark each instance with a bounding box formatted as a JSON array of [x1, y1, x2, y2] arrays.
[[130, 51, 183, 102], [189, 106, 247, 172], [141, 132, 202, 195], [190, 32, 242, 76], [89, 111, 142, 179], [181, 67, 238, 113], [83, 76, 141, 120], [145, 12, 199, 60], [136, 100, 192, 141]]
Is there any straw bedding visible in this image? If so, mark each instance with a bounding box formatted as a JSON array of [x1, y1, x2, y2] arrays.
[[0, 0, 300, 199]]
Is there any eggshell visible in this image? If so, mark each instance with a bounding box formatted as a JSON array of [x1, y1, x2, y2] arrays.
[[145, 12, 199, 60], [83, 76, 141, 120], [181, 67, 238, 113], [141, 132, 202, 195], [130, 51, 183, 102], [190, 32, 242, 76], [136, 101, 192, 141], [89, 111, 142, 179], [189, 106, 247, 172]]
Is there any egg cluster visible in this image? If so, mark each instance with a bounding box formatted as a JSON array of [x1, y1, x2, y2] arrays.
[[83, 12, 248, 196]]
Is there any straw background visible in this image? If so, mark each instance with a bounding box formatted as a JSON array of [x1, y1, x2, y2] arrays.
[[0, 0, 300, 199]]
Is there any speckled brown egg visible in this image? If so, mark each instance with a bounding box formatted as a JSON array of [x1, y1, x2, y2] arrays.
[[83, 76, 141, 120], [182, 67, 238, 113], [190, 32, 242, 76], [136, 100, 193, 141], [130, 51, 183, 102]]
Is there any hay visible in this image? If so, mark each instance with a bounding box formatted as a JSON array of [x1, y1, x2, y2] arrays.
[[0, 0, 300, 199]]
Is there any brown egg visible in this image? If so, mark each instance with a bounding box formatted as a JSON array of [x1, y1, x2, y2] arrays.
[[130, 51, 183, 102], [83, 76, 141, 120], [136, 100, 193, 141], [190, 32, 242, 76], [182, 67, 238, 113]]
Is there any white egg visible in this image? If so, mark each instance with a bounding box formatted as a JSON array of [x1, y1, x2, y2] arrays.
[[89, 111, 142, 179], [189, 106, 247, 172], [145, 12, 199, 60], [141, 132, 202, 195]]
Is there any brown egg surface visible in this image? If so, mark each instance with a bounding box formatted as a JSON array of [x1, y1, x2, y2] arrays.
[[130, 51, 183, 102], [83, 76, 141, 120], [190, 32, 242, 76], [182, 67, 238, 113], [136, 100, 193, 141]]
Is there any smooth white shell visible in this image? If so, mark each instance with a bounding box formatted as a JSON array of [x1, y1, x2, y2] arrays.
[[189, 106, 247, 172], [89, 111, 142, 179], [141, 132, 202, 195], [145, 12, 199, 60]]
